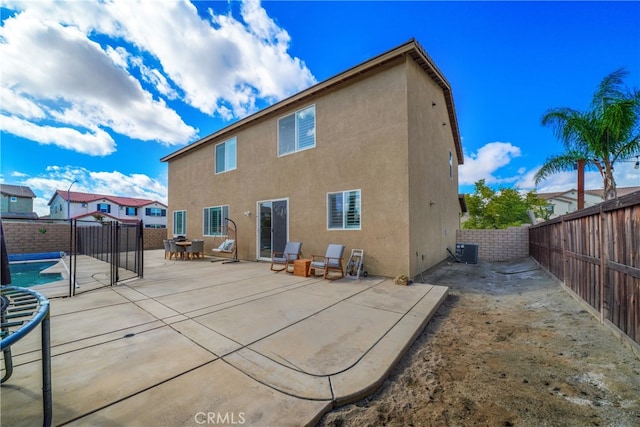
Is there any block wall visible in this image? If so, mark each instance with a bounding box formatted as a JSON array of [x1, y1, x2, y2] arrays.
[[2, 221, 165, 254], [3, 221, 71, 255], [143, 228, 168, 250], [456, 225, 530, 261]]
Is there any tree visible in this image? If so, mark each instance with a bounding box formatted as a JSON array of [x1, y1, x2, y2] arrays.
[[463, 179, 549, 229], [535, 69, 640, 200]]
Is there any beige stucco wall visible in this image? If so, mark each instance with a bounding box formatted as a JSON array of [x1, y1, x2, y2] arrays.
[[166, 56, 460, 278], [406, 58, 461, 276]]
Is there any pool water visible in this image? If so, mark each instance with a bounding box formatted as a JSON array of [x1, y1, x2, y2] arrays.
[[9, 261, 63, 287]]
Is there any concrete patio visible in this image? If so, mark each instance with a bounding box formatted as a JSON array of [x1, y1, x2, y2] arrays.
[[1, 250, 447, 426]]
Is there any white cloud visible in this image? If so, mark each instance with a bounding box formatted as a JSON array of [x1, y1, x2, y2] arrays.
[[19, 166, 167, 217], [459, 142, 522, 185], [614, 160, 640, 189], [0, 87, 46, 120], [89, 171, 167, 203], [526, 170, 591, 193], [527, 160, 640, 193], [1, 115, 116, 155], [0, 7, 197, 154], [0, 0, 315, 154]]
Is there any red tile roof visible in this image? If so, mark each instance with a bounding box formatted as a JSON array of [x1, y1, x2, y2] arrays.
[[48, 190, 166, 207], [71, 210, 140, 223]]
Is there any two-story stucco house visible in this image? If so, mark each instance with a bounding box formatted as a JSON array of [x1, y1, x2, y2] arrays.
[[538, 186, 640, 219], [1, 184, 38, 220], [48, 190, 168, 228], [161, 39, 464, 278]]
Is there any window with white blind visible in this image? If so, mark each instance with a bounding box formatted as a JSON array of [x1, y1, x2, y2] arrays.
[[215, 137, 237, 174], [327, 190, 361, 230], [449, 150, 453, 179], [203, 205, 229, 236], [173, 210, 186, 236], [278, 105, 315, 156]]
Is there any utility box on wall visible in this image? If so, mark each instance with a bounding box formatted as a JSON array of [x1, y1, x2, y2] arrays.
[[455, 243, 479, 264]]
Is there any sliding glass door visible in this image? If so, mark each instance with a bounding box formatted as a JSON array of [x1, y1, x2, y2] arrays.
[[258, 199, 288, 260]]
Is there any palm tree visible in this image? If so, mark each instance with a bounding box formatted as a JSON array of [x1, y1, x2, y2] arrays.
[[535, 68, 640, 201]]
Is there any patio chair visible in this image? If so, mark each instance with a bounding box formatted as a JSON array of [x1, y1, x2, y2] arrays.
[[212, 239, 235, 255], [187, 239, 204, 260], [169, 240, 186, 260], [270, 241, 302, 272], [310, 244, 346, 280], [163, 239, 172, 259]]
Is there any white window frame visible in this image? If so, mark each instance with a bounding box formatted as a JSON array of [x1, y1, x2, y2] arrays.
[[277, 105, 316, 157], [203, 205, 230, 236], [215, 137, 237, 174], [146, 207, 166, 217], [10, 196, 17, 203], [173, 210, 186, 236], [449, 150, 453, 179], [327, 189, 361, 230]]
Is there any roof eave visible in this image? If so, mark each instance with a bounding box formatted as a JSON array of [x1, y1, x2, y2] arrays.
[[161, 39, 464, 165]]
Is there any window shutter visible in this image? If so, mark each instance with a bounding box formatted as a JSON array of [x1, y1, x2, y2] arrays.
[[278, 114, 295, 156], [203, 208, 210, 236], [328, 193, 343, 229], [222, 206, 229, 235], [226, 138, 236, 170], [297, 106, 315, 150], [215, 143, 225, 173], [345, 191, 361, 229]]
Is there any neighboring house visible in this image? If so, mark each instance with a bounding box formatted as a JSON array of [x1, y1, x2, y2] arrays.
[[1, 184, 38, 220], [538, 186, 640, 218], [47, 190, 168, 228], [161, 39, 464, 278]]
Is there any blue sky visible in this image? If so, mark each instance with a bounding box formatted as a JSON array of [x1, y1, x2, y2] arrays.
[[1, 0, 639, 216]]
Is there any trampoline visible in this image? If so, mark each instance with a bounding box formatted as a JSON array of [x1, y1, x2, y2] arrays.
[[1, 286, 52, 427]]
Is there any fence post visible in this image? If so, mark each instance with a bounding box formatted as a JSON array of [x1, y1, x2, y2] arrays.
[[69, 219, 73, 298], [562, 217, 567, 284], [599, 205, 606, 324], [138, 221, 144, 278]]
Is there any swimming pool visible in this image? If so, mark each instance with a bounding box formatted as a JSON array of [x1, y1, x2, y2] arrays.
[[9, 261, 63, 288]]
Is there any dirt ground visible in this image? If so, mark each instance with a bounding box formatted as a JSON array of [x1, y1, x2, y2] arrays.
[[319, 257, 640, 427]]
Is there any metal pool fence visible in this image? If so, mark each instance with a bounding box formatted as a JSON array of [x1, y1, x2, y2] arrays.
[[70, 220, 144, 297]]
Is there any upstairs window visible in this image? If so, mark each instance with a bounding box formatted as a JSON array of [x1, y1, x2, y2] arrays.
[[125, 207, 137, 216], [97, 203, 111, 213], [215, 137, 237, 174], [203, 205, 229, 236], [146, 207, 167, 217], [278, 105, 315, 156], [10, 196, 17, 203], [173, 210, 186, 236], [328, 189, 361, 230], [449, 150, 453, 179]]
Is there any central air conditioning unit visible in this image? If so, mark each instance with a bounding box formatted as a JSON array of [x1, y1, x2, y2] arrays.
[[455, 243, 479, 264]]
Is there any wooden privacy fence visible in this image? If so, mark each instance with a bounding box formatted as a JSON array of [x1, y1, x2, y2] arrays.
[[529, 191, 640, 347]]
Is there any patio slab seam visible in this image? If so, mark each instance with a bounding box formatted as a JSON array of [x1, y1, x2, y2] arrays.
[[181, 280, 318, 319], [203, 282, 448, 404]]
